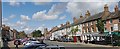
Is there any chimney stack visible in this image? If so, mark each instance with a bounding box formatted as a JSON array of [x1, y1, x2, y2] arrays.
[[61, 24, 64, 27], [66, 21, 70, 26], [80, 15, 83, 18], [85, 10, 90, 17], [73, 17, 78, 24], [114, 5, 119, 13], [104, 4, 109, 12]]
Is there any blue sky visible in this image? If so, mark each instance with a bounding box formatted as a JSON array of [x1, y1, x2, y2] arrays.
[[2, 0, 120, 34]]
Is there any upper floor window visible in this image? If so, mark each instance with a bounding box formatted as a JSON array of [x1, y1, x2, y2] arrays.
[[91, 22, 93, 25], [110, 19, 112, 23], [104, 21, 106, 24], [104, 27, 107, 31], [82, 24, 84, 26], [95, 21, 97, 24], [111, 27, 113, 31], [88, 22, 90, 26], [86, 23, 88, 26]]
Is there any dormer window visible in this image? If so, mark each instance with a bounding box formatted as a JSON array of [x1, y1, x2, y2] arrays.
[[119, 19, 120, 22], [91, 22, 93, 25]]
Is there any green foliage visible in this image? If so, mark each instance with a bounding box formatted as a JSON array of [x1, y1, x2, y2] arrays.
[[70, 26, 79, 35], [96, 19, 104, 33], [18, 31, 27, 38], [32, 30, 43, 37]]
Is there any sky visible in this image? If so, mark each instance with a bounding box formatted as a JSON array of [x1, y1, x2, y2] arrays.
[[2, 0, 120, 34]]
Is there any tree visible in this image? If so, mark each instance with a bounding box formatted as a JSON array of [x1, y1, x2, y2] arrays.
[[70, 26, 79, 42], [32, 30, 43, 37], [70, 26, 79, 36], [18, 31, 27, 38], [96, 19, 104, 34]]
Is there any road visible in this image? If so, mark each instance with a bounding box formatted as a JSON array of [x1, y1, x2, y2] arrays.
[[44, 40, 120, 49], [3, 40, 120, 49]]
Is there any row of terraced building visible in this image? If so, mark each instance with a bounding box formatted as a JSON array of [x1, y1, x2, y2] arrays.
[[46, 4, 120, 42]]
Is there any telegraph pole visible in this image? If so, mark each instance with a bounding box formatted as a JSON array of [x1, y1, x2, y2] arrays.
[[0, 0, 3, 47]]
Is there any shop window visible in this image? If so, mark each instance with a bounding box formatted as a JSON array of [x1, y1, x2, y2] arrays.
[[111, 27, 113, 31]]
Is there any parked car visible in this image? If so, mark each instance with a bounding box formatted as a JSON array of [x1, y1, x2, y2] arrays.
[[89, 39, 111, 45], [58, 38, 74, 42], [23, 43, 48, 49], [21, 38, 28, 43], [25, 41, 40, 46], [36, 45, 65, 49]]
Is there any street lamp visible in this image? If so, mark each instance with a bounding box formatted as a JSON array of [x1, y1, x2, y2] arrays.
[[109, 29, 113, 46], [0, 28, 3, 47]]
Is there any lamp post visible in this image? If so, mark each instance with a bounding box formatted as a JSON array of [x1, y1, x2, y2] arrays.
[[0, 0, 3, 47], [0, 28, 3, 47], [109, 28, 113, 46]]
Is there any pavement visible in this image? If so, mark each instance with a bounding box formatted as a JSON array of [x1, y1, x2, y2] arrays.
[[8, 41, 23, 47], [7, 41, 24, 49]]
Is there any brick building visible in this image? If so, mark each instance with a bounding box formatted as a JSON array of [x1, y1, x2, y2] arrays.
[[48, 4, 120, 42]]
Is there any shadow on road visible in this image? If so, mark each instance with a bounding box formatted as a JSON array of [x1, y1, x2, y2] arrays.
[[1, 41, 10, 49]]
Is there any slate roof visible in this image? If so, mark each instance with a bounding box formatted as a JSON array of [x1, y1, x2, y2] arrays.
[[50, 10, 120, 32], [83, 12, 103, 23], [106, 11, 120, 20], [68, 11, 120, 28]]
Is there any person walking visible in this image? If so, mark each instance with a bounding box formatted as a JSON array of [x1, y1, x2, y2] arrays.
[[14, 40, 20, 49]]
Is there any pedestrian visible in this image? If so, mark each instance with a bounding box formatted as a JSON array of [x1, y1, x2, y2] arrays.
[[14, 40, 20, 49]]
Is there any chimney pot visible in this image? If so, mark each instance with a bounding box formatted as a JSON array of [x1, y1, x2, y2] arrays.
[[85, 10, 90, 17], [114, 5, 118, 13], [73, 17, 78, 24], [104, 4, 109, 12], [61, 24, 64, 27], [80, 15, 83, 18]]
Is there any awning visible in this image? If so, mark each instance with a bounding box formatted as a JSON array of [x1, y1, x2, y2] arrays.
[[81, 32, 106, 36], [68, 34, 81, 36], [104, 32, 120, 36], [82, 32, 99, 35]]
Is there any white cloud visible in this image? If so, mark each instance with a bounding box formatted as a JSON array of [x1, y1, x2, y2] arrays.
[[32, 3, 67, 21], [66, 2, 81, 17], [2, 18, 8, 22], [23, 26, 34, 34], [9, 14, 16, 19], [48, 3, 67, 15], [59, 16, 66, 20], [66, 2, 117, 17], [32, 0, 53, 2], [32, 0, 52, 5], [20, 15, 30, 21], [3, 0, 119, 2], [15, 21, 25, 26], [9, 0, 20, 6], [32, 10, 58, 21]]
